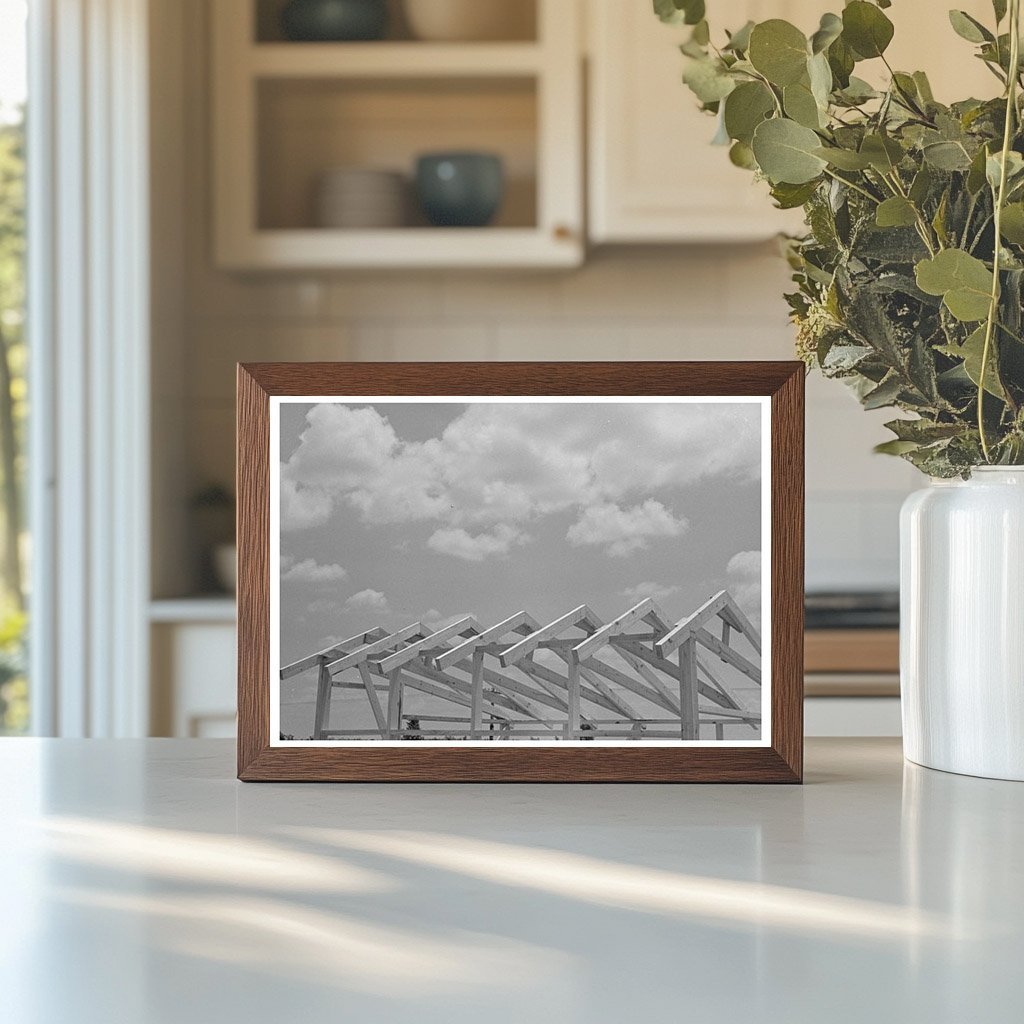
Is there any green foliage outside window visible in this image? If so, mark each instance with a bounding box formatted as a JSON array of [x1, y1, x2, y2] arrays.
[[0, 110, 27, 733]]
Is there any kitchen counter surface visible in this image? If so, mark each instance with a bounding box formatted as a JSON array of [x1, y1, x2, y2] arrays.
[[1, 737, 1020, 1023]]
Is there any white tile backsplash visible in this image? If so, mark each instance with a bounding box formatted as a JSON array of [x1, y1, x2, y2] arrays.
[[181, 251, 917, 594]]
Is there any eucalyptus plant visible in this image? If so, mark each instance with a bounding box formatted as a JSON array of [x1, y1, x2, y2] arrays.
[[657, 0, 1024, 475]]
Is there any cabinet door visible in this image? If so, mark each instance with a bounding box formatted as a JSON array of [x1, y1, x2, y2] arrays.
[[587, 0, 810, 243]]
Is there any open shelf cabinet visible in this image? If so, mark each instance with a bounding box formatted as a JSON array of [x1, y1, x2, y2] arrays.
[[212, 0, 583, 269]]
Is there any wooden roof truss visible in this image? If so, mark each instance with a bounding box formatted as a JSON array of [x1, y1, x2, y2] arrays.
[[280, 590, 762, 741]]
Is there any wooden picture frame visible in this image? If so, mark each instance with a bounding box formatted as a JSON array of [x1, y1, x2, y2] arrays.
[[237, 362, 804, 782]]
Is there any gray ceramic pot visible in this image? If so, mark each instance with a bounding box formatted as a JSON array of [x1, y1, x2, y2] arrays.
[[415, 152, 505, 227], [281, 0, 388, 42]]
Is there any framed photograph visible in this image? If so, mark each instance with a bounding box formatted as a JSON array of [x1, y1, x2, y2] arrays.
[[237, 362, 804, 782]]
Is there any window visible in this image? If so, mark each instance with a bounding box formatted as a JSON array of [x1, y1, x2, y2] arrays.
[[0, 0, 28, 734]]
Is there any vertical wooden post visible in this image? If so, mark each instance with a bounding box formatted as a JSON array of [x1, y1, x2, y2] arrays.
[[678, 638, 699, 740], [470, 650, 485, 738], [312, 661, 333, 739], [567, 660, 581, 739], [386, 669, 403, 739], [358, 662, 388, 736]]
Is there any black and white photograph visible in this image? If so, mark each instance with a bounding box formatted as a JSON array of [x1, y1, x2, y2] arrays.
[[271, 397, 770, 745]]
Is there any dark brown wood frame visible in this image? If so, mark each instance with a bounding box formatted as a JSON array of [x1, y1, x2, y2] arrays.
[[237, 362, 804, 782]]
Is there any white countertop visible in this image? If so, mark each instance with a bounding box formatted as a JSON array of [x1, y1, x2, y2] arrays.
[[1, 738, 1020, 1023]]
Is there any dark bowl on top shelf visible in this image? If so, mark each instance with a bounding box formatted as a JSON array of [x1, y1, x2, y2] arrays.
[[415, 152, 505, 228], [280, 0, 388, 42]]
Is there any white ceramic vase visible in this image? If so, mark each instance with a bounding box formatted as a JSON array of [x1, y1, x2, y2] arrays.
[[900, 467, 1024, 780]]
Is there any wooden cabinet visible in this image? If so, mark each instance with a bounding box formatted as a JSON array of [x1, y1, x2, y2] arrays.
[[150, 601, 237, 738], [212, 0, 583, 269], [586, 0, 997, 244], [587, 0, 811, 243]]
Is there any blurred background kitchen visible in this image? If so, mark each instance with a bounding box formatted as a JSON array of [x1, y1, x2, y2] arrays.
[[1, 0, 996, 740]]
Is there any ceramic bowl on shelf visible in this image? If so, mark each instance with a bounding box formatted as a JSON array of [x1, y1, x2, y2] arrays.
[[280, 0, 389, 42], [415, 152, 504, 227], [315, 167, 408, 229], [403, 0, 534, 42]]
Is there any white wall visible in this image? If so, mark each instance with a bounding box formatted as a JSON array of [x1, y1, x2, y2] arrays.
[[161, 0, 920, 599]]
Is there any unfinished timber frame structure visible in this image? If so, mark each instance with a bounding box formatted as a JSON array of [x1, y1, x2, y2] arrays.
[[280, 592, 763, 742]]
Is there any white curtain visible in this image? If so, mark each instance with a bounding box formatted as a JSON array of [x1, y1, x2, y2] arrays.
[[28, 0, 150, 736]]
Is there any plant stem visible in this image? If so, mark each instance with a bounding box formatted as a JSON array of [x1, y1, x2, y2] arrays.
[[979, 0, 1021, 462], [822, 167, 881, 205]]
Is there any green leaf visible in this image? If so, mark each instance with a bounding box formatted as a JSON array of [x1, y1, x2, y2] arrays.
[[862, 374, 903, 409], [948, 10, 994, 44], [837, 76, 879, 104], [909, 164, 933, 205], [1000, 203, 1024, 244], [751, 118, 828, 184], [923, 140, 973, 171], [784, 81, 824, 129], [876, 197, 918, 228], [748, 20, 809, 86], [915, 250, 994, 322], [653, 0, 705, 26], [810, 12, 843, 54], [842, 1, 895, 59], [939, 326, 1006, 398], [724, 20, 755, 52], [875, 439, 922, 455], [860, 133, 904, 173], [682, 57, 736, 104], [814, 146, 871, 171], [723, 81, 775, 144], [827, 35, 856, 88], [986, 150, 1024, 191], [729, 140, 757, 169], [807, 51, 833, 109], [913, 71, 935, 104], [771, 180, 820, 209], [967, 144, 991, 193]]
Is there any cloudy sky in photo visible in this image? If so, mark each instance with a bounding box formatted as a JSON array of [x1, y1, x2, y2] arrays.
[[277, 400, 764, 669]]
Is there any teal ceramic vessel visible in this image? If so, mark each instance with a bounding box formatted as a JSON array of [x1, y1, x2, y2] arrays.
[[281, 0, 388, 42], [415, 153, 505, 228]]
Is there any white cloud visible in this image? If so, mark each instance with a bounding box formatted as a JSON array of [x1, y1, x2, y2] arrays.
[[280, 402, 760, 551], [422, 608, 475, 631], [567, 501, 688, 557], [623, 581, 680, 603], [343, 589, 391, 615], [281, 558, 348, 584], [726, 550, 762, 620], [280, 477, 333, 532], [426, 524, 525, 562]]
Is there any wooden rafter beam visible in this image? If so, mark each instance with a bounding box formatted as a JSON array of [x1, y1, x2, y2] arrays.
[[326, 622, 426, 674], [396, 671, 517, 721], [434, 610, 540, 671], [499, 605, 602, 667], [399, 660, 553, 728], [654, 591, 734, 659], [280, 627, 388, 679], [695, 628, 762, 684], [719, 593, 763, 656], [373, 616, 482, 675], [579, 654, 679, 715], [516, 658, 622, 716], [570, 598, 669, 664], [695, 653, 742, 711], [611, 636, 738, 710]]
